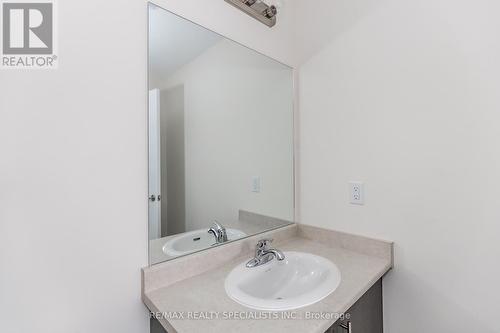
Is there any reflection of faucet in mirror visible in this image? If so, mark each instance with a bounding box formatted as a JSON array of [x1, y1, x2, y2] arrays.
[[246, 239, 285, 268], [208, 221, 228, 244]]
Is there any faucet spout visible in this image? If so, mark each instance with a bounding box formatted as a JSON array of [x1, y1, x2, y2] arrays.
[[263, 249, 285, 261], [208, 220, 228, 244]]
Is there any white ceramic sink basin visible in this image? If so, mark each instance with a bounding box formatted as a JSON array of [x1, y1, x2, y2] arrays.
[[162, 228, 246, 256], [225, 251, 341, 311]]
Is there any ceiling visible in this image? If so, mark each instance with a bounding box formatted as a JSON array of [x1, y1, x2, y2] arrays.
[[149, 4, 222, 85]]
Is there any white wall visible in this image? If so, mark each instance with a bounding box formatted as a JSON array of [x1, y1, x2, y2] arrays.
[[154, 39, 294, 231], [295, 0, 500, 332], [0, 1, 296, 333], [0, 0, 149, 332]]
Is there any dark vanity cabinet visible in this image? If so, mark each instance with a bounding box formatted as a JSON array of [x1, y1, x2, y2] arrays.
[[150, 317, 168, 333], [326, 279, 383, 333]]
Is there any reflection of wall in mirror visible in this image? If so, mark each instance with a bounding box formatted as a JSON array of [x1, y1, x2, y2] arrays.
[[152, 39, 294, 233]]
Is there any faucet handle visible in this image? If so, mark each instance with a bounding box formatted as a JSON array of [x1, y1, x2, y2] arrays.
[[256, 239, 273, 250]]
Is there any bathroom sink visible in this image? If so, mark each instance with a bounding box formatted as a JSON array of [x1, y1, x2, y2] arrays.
[[225, 251, 341, 311], [162, 228, 246, 256]]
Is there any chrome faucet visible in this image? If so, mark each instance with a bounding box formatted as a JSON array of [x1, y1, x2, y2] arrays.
[[208, 220, 228, 244], [246, 239, 285, 268]]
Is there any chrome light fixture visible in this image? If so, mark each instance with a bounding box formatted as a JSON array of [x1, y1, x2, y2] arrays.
[[224, 0, 278, 27]]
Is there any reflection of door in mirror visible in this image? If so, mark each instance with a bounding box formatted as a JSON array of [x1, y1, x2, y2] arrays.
[[149, 87, 187, 240], [148, 89, 161, 239], [148, 89, 161, 240]]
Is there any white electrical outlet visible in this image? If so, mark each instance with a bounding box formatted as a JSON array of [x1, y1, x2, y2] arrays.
[[349, 181, 364, 205], [252, 176, 261, 193]]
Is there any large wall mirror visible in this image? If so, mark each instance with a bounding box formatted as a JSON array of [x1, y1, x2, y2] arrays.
[[148, 3, 294, 265]]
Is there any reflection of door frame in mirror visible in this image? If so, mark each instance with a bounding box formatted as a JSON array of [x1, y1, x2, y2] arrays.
[[148, 88, 162, 239]]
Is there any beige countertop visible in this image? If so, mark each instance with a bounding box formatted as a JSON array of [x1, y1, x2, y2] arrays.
[[142, 224, 393, 333]]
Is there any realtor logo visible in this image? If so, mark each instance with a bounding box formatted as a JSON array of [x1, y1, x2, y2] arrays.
[[1, 1, 57, 68]]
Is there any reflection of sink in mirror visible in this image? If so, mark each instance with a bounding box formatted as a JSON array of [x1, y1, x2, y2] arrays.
[[148, 210, 292, 264], [225, 251, 341, 311], [162, 228, 246, 256]]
